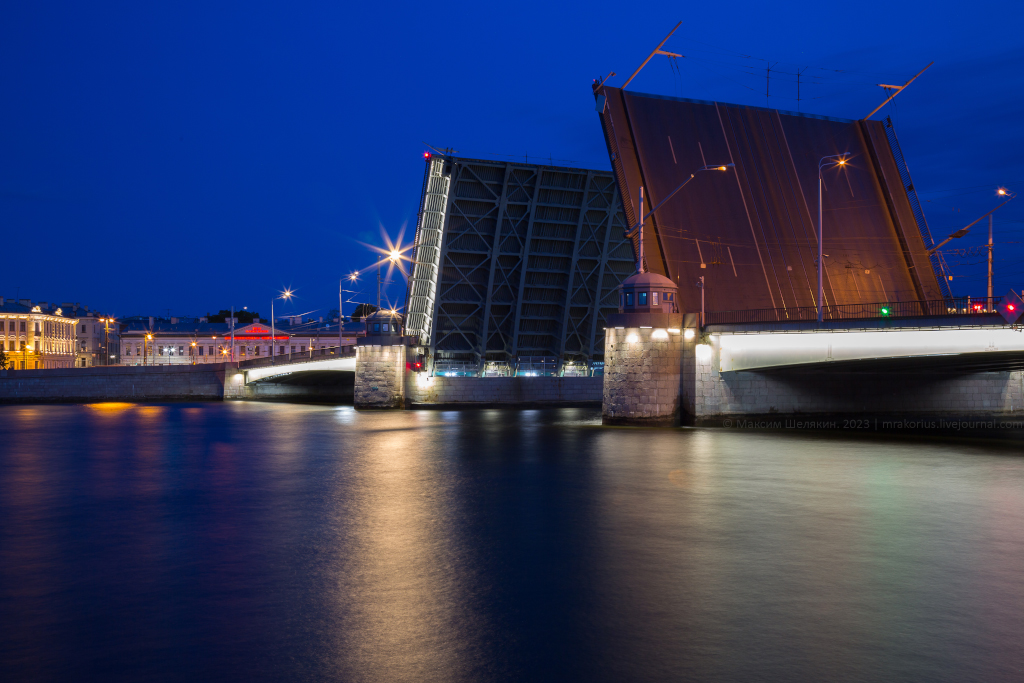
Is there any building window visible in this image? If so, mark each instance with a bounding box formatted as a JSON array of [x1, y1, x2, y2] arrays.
[[198, 346, 204, 356], [382, 323, 389, 333], [625, 292, 633, 307], [81, 324, 86, 333], [209, 346, 214, 356], [125, 346, 131, 356], [254, 346, 260, 356], [21, 321, 26, 332], [279, 346, 285, 355], [639, 292, 648, 305], [652, 292, 659, 306], [291, 346, 296, 353], [178, 346, 184, 356], [300, 346, 305, 353]]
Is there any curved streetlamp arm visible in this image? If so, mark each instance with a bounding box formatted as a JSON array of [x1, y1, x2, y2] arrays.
[[818, 154, 848, 171], [928, 192, 1017, 254], [624, 164, 734, 238]]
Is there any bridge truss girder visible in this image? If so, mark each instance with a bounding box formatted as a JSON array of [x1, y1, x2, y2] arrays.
[[407, 156, 633, 370]]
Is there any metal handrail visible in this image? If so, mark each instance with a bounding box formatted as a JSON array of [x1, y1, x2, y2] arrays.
[[704, 296, 1004, 326]]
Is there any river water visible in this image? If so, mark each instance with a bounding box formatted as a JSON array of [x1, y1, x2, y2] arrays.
[[1, 402, 1022, 682]]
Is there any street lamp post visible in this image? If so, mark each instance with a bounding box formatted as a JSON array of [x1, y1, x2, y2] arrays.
[[818, 155, 849, 323], [270, 289, 293, 365], [98, 317, 114, 366], [342, 273, 358, 349], [623, 164, 734, 274]]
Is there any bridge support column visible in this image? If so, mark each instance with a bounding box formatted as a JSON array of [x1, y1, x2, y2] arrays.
[[603, 324, 685, 425], [354, 310, 417, 409], [602, 273, 687, 426], [222, 362, 246, 399], [354, 343, 410, 409]]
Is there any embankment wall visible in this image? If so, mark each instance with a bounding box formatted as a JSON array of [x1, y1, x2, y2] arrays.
[[0, 364, 235, 403]]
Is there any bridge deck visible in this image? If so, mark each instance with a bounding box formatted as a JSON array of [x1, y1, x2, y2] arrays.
[[240, 346, 356, 383]]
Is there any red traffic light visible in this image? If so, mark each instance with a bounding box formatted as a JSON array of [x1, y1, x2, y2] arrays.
[[998, 289, 1024, 324]]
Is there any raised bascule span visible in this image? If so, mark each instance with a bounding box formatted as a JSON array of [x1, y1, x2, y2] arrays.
[[404, 154, 634, 370], [594, 85, 952, 316]]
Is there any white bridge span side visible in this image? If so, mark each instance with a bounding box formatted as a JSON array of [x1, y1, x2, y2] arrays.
[[244, 357, 356, 383], [717, 326, 1024, 372]]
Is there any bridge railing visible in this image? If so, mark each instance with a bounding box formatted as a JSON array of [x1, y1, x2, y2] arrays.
[[704, 296, 1005, 326], [238, 345, 355, 370]]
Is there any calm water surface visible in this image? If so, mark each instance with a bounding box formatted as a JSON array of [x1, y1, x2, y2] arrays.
[[1, 402, 1023, 682]]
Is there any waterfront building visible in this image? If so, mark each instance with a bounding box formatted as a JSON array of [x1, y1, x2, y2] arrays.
[[0, 298, 78, 369], [119, 318, 367, 365], [272, 319, 366, 352], [58, 304, 120, 367], [120, 320, 285, 365]]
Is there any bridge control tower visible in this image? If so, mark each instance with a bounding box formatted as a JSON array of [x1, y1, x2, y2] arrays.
[[603, 272, 688, 425], [354, 310, 417, 409]]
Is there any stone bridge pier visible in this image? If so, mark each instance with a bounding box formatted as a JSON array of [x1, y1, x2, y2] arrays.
[[353, 310, 414, 409], [601, 271, 687, 426], [603, 296, 1024, 426]]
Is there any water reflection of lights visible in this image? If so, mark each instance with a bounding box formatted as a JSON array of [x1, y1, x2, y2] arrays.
[[84, 402, 136, 411], [337, 412, 479, 679], [333, 405, 357, 424]]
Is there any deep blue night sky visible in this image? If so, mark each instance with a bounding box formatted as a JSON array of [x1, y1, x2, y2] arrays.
[[2, 1, 1022, 318]]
